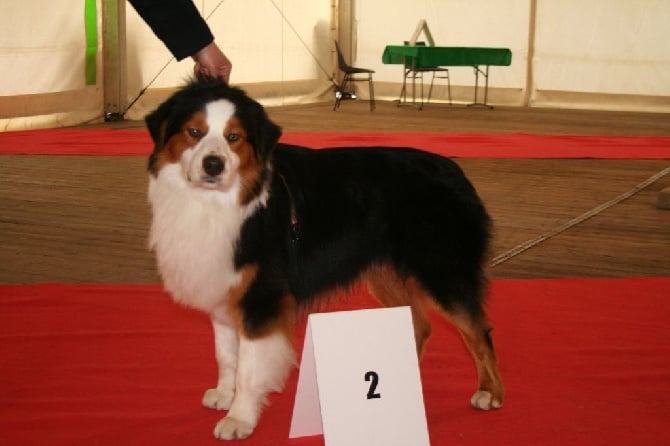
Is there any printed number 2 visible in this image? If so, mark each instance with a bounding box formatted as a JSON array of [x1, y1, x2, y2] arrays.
[[365, 371, 381, 399]]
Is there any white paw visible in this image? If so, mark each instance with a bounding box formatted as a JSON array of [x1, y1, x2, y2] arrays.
[[470, 390, 502, 410], [213, 416, 255, 440], [202, 388, 235, 410]]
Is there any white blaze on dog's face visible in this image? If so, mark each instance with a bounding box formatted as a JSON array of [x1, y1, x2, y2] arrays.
[[182, 100, 242, 192]]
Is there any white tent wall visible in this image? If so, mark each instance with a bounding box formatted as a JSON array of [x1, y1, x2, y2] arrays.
[[1, 1, 669, 131], [0, 0, 103, 130], [532, 0, 670, 111]]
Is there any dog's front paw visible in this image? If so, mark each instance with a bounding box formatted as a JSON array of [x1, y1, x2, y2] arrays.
[[203, 388, 235, 410], [470, 390, 503, 410], [213, 416, 255, 440]]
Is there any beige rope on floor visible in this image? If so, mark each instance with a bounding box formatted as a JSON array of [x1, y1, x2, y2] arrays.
[[491, 165, 670, 267]]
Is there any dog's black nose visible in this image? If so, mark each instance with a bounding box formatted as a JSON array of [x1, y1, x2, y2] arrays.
[[203, 155, 225, 176]]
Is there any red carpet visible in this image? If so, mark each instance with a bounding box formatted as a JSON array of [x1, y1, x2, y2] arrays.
[[1, 278, 669, 446], [0, 128, 669, 158]]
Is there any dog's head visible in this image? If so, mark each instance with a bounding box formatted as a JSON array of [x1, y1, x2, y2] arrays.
[[146, 80, 282, 203]]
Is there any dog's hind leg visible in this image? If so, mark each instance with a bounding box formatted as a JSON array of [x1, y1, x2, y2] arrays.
[[363, 264, 433, 359], [364, 265, 504, 411], [445, 308, 504, 410]]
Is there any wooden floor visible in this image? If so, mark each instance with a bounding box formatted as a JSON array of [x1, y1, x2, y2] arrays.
[[1, 100, 669, 284]]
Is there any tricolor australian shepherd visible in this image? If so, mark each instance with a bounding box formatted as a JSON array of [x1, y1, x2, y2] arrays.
[[146, 80, 504, 440]]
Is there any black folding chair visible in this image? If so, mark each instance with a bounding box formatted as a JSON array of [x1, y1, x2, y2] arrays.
[[334, 41, 376, 111]]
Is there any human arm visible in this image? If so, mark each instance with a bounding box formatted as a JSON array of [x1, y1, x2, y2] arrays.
[[128, 0, 231, 82]]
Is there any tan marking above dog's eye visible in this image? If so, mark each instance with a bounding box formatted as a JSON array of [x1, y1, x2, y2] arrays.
[[187, 128, 202, 138], [227, 132, 241, 143]]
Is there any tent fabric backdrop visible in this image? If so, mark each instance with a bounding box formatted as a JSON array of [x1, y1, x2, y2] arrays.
[[2, 0, 669, 132], [1, 278, 669, 446], [0, 129, 669, 159]]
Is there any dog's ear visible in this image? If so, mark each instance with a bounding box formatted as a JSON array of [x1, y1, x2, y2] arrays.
[[145, 96, 176, 173], [145, 92, 180, 146], [145, 107, 166, 147], [245, 99, 282, 162], [258, 114, 282, 160]]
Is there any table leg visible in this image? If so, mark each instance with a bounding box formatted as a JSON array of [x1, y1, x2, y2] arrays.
[[397, 59, 424, 110], [467, 65, 494, 109]]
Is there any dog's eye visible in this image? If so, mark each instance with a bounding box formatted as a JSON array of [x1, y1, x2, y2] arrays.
[[227, 132, 241, 143], [187, 128, 202, 138]]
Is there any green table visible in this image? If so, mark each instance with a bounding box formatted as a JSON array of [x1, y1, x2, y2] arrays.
[[382, 46, 512, 107]]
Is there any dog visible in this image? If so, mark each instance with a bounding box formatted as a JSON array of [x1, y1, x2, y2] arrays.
[[145, 80, 504, 440]]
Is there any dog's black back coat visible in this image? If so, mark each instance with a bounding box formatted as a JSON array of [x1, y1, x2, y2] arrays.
[[237, 143, 491, 333]]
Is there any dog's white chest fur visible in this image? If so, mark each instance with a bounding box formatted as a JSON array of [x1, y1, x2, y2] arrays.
[[148, 164, 258, 312]]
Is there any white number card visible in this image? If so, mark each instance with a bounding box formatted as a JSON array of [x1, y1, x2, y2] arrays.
[[289, 306, 431, 446]]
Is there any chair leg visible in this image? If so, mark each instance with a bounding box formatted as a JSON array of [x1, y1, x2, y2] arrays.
[[333, 81, 340, 111], [426, 70, 452, 106], [418, 72, 425, 110], [447, 70, 452, 106], [399, 69, 410, 105], [335, 73, 375, 111], [427, 71, 436, 104], [334, 74, 350, 111], [411, 72, 417, 105], [368, 74, 376, 111]]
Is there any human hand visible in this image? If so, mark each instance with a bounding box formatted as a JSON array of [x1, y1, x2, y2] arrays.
[[192, 42, 232, 83]]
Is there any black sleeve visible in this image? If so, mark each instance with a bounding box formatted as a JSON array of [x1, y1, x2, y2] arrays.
[[128, 0, 214, 60]]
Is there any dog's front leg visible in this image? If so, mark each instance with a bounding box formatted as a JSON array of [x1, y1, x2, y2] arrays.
[[213, 330, 295, 440], [203, 317, 239, 410]]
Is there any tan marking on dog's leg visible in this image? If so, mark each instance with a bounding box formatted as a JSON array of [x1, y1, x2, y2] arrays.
[[221, 265, 258, 329], [446, 311, 504, 410], [223, 263, 297, 340], [363, 264, 433, 359]]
